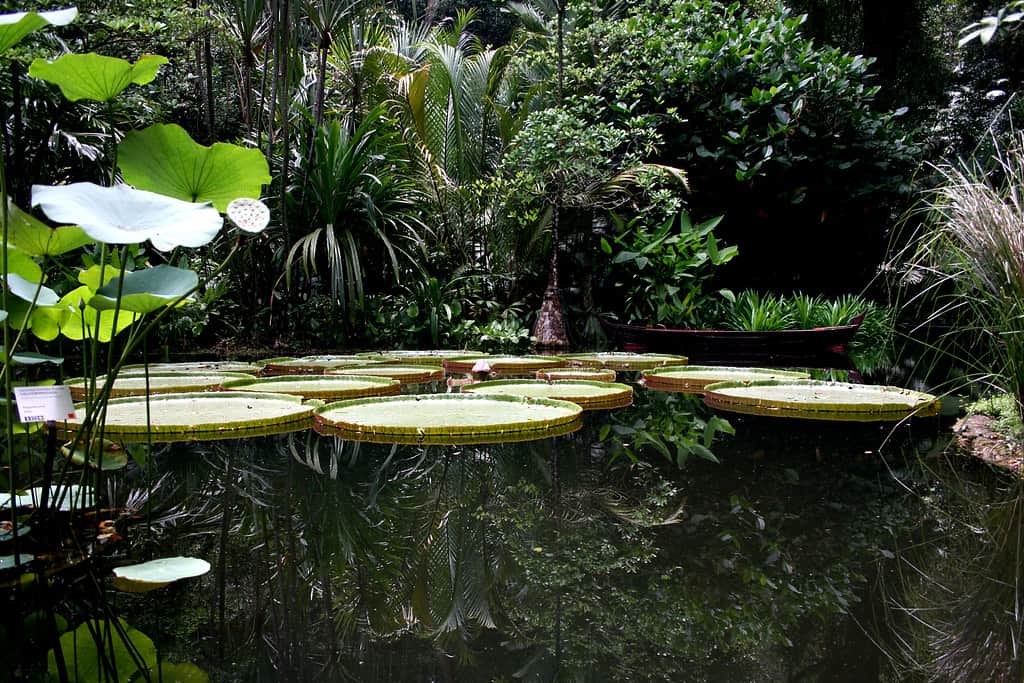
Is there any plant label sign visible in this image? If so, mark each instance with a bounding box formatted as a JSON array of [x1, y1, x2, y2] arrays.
[[13, 385, 76, 423]]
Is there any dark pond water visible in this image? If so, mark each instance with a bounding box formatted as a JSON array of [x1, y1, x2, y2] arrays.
[[4, 373, 1022, 682]]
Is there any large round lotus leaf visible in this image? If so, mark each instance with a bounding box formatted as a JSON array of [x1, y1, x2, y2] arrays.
[[357, 350, 486, 365], [643, 366, 812, 393], [262, 356, 380, 375], [89, 265, 198, 313], [30, 53, 168, 102], [562, 352, 688, 371], [63, 392, 315, 441], [0, 8, 77, 53], [66, 372, 252, 400], [112, 556, 211, 593], [316, 393, 582, 444], [536, 368, 617, 382], [327, 364, 444, 384], [6, 199, 93, 256], [221, 375, 400, 400], [703, 380, 942, 421], [61, 438, 128, 471], [461, 379, 634, 411], [121, 361, 262, 375], [47, 617, 156, 683], [443, 355, 566, 374]]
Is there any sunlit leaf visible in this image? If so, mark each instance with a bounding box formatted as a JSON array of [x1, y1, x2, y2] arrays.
[[5, 199, 93, 255], [57, 285, 139, 342], [47, 617, 156, 682], [90, 265, 198, 313], [4, 244, 43, 282], [6, 272, 59, 306], [0, 8, 76, 53], [32, 183, 223, 251], [118, 124, 270, 212], [29, 53, 168, 102]]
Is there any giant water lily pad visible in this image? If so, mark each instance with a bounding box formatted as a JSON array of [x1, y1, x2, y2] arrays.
[[443, 355, 566, 374], [642, 366, 812, 393], [327, 364, 444, 384], [221, 375, 400, 400], [315, 393, 582, 444], [121, 361, 262, 375], [562, 352, 688, 371], [262, 356, 380, 375], [63, 392, 315, 441], [702, 380, 942, 421], [536, 368, 617, 382], [461, 379, 634, 411], [66, 372, 252, 401], [357, 349, 486, 365], [112, 556, 210, 593]]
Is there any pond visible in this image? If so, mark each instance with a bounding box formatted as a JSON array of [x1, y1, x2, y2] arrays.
[[3, 369, 1018, 682]]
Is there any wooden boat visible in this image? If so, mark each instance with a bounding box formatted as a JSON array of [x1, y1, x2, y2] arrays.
[[599, 311, 866, 362]]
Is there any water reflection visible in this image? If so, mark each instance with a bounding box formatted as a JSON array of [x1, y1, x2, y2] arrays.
[[3, 395, 955, 681]]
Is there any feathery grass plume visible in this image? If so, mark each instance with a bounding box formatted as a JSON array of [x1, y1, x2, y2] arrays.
[[897, 134, 1024, 419]]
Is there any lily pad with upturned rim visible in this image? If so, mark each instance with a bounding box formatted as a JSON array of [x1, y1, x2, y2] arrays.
[[461, 379, 634, 411], [111, 556, 211, 593], [121, 361, 263, 375], [262, 356, 382, 375], [536, 368, 617, 382], [561, 352, 688, 371], [356, 350, 487, 365], [315, 393, 582, 444], [66, 372, 253, 401], [702, 379, 941, 422], [326, 364, 444, 384], [220, 375, 400, 400], [62, 392, 315, 441], [442, 355, 566, 374], [642, 366, 812, 393]]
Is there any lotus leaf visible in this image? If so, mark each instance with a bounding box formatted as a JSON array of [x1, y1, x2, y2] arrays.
[[5, 200, 92, 255], [6, 272, 58, 306], [32, 183, 223, 251], [112, 556, 210, 592], [119, 124, 271, 212], [54, 285, 140, 341], [61, 438, 128, 471], [47, 617, 156, 683], [5, 244, 43, 282], [30, 53, 168, 102], [90, 265, 198, 313], [0, 346, 63, 365], [0, 8, 77, 53]]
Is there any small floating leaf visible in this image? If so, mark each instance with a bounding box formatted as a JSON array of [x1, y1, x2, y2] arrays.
[[111, 556, 211, 593]]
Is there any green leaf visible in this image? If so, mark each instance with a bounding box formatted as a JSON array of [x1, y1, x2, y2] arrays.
[[6, 272, 59, 306], [47, 617, 157, 682], [4, 244, 43, 282], [29, 53, 168, 102], [0, 8, 76, 53], [118, 124, 270, 212], [58, 285, 140, 342], [0, 347, 63, 365], [599, 237, 612, 255], [32, 183, 223, 251], [5, 199, 93, 255], [90, 265, 198, 313]]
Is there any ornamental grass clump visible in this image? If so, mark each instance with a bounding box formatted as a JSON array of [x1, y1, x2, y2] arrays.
[[901, 135, 1024, 419]]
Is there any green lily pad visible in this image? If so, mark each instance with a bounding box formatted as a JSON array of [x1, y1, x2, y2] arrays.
[[90, 265, 198, 313], [220, 375, 401, 400], [63, 392, 316, 442], [111, 556, 210, 593], [66, 372, 252, 401], [562, 352, 688, 371], [61, 438, 129, 471], [48, 617, 156, 683], [356, 349, 487, 365], [702, 380, 942, 422], [327, 364, 444, 384], [461, 379, 634, 411], [536, 368, 618, 382], [6, 199, 93, 255], [315, 393, 582, 444], [118, 124, 271, 212], [442, 355, 566, 374], [32, 182, 223, 251], [121, 361, 262, 375], [262, 356, 380, 375], [642, 366, 812, 393], [30, 53, 168, 102], [0, 8, 77, 53]]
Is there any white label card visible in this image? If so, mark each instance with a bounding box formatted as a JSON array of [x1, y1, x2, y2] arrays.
[[13, 385, 77, 423]]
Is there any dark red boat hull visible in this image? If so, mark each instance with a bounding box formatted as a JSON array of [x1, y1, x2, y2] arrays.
[[600, 313, 864, 363]]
